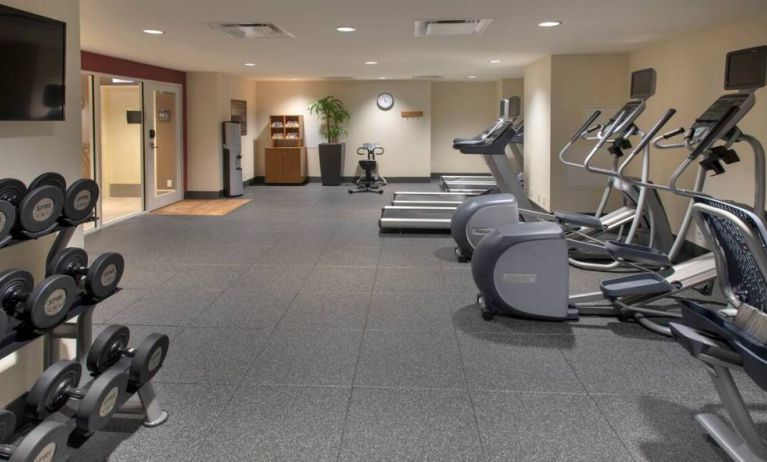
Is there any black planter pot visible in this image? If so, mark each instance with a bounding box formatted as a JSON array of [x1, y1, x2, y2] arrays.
[[318, 143, 345, 186]]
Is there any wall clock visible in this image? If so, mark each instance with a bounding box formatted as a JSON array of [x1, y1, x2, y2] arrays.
[[377, 92, 394, 111]]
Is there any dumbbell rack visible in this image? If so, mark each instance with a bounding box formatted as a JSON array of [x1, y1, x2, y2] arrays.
[[1, 222, 168, 453]]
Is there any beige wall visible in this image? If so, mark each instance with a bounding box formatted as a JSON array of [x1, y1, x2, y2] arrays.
[[524, 54, 629, 212], [100, 85, 142, 193], [187, 72, 257, 192], [628, 13, 767, 239], [550, 54, 629, 212], [431, 82, 498, 174], [0, 0, 82, 406], [498, 79, 525, 113], [255, 80, 432, 178], [524, 57, 552, 209]]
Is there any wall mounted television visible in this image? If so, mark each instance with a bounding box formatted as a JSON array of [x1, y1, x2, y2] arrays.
[[0, 4, 66, 121]]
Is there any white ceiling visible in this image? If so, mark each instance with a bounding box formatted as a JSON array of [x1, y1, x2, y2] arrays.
[[79, 0, 767, 81]]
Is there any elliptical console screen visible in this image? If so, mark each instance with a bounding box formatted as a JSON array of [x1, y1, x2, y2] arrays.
[[630, 68, 656, 100], [725, 46, 767, 90]]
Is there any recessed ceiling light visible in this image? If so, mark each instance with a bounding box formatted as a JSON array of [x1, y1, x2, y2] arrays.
[[336, 26, 356, 32], [143, 29, 164, 35], [244, 63, 256, 67], [538, 21, 561, 28], [365, 61, 378, 65], [467, 75, 477, 79], [488, 59, 502, 64], [291, 78, 299, 81], [379, 77, 387, 80], [111, 78, 134, 84]]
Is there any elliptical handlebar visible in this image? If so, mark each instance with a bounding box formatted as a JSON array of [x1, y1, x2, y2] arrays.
[[558, 110, 602, 169], [616, 109, 677, 186]]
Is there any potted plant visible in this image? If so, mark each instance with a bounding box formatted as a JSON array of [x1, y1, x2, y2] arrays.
[[309, 96, 350, 186]]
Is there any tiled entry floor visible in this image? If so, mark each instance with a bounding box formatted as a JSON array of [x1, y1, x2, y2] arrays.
[[77, 183, 764, 461]]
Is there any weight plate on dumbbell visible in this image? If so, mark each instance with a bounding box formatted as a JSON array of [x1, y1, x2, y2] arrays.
[[86, 325, 130, 374], [27, 360, 82, 420], [17, 186, 63, 234], [46, 248, 88, 278], [0, 270, 34, 308], [0, 179, 27, 206], [24, 275, 77, 331], [27, 173, 66, 195], [0, 312, 8, 340], [0, 410, 16, 442], [0, 200, 17, 242], [85, 253, 124, 299], [9, 421, 70, 462], [63, 179, 99, 223], [129, 333, 170, 387], [75, 368, 128, 433]]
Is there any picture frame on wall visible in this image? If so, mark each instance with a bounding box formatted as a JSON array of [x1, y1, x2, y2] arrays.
[[231, 99, 247, 135]]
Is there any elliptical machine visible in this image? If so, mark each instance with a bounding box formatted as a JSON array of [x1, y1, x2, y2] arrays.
[[471, 48, 765, 335], [349, 143, 386, 194]]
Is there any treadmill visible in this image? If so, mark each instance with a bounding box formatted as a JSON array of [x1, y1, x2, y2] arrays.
[[438, 97, 521, 193], [379, 119, 528, 230]]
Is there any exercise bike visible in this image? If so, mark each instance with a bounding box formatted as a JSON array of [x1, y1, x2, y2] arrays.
[[349, 143, 386, 194]]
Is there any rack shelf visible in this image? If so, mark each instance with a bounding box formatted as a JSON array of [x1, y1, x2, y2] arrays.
[[269, 115, 304, 148]]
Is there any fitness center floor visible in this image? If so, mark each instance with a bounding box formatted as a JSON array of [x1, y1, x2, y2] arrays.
[[76, 182, 765, 461]]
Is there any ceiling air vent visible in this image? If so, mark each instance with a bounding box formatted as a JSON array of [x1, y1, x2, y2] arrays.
[[414, 19, 492, 37], [413, 75, 445, 80], [207, 22, 294, 39], [324, 76, 355, 80]]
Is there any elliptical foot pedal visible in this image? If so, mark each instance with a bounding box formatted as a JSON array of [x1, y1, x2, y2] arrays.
[[600, 273, 673, 299]]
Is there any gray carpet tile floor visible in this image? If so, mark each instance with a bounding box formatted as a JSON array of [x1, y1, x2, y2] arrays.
[[76, 182, 766, 462]]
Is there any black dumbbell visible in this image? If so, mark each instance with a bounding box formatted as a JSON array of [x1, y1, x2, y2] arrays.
[[0, 270, 78, 331], [0, 177, 63, 237], [0, 179, 23, 244], [26, 360, 128, 434], [87, 325, 169, 388], [0, 412, 70, 462], [47, 248, 124, 300], [62, 179, 99, 225], [30, 173, 98, 225], [27, 173, 66, 194]]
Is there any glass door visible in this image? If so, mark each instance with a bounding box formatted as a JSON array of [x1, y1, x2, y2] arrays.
[[97, 76, 145, 224], [143, 82, 183, 211]]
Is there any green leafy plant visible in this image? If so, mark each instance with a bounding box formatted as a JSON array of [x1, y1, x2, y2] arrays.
[[308, 96, 350, 143]]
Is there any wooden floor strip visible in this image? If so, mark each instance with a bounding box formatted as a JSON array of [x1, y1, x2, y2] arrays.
[[151, 199, 251, 216]]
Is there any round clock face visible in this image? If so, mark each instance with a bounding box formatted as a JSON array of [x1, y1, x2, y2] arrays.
[[377, 92, 394, 111]]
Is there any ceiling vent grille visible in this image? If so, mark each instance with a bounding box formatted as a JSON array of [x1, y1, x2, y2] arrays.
[[413, 75, 445, 80], [324, 76, 355, 80], [207, 22, 294, 39], [414, 19, 492, 37]]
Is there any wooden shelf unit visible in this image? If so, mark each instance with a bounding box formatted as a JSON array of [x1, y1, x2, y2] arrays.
[[269, 115, 304, 148], [266, 114, 307, 184]]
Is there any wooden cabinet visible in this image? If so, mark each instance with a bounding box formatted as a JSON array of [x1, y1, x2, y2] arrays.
[[265, 147, 307, 184]]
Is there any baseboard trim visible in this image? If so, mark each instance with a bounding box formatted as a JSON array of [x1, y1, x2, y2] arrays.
[[430, 172, 491, 179], [185, 190, 224, 199], [306, 176, 430, 184]]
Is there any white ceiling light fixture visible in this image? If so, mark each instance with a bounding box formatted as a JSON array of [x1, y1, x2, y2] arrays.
[[336, 26, 356, 32], [379, 77, 387, 80], [143, 29, 164, 35], [538, 21, 562, 28], [244, 63, 256, 67], [488, 59, 502, 64], [111, 78, 134, 84], [467, 75, 478, 79], [365, 61, 378, 65]]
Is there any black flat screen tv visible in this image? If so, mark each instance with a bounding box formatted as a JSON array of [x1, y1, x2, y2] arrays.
[[0, 4, 66, 121]]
